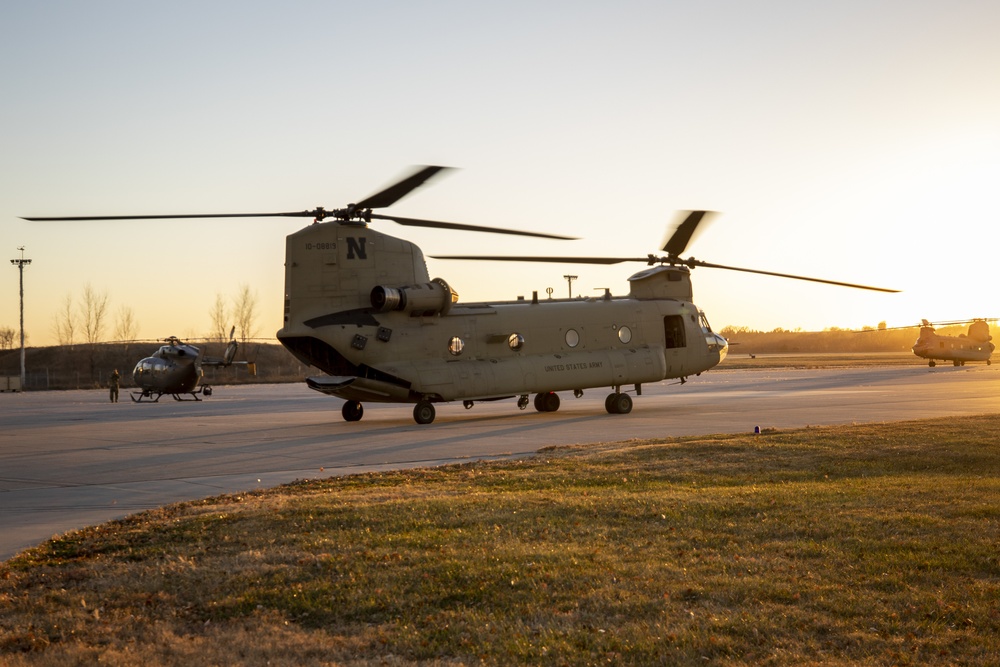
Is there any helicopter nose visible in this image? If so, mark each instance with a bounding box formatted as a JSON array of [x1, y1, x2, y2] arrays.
[[713, 334, 729, 362]]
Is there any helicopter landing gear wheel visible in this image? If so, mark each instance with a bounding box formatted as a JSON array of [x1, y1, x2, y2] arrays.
[[534, 392, 560, 412], [929, 360, 936, 367], [413, 401, 436, 425], [203, 386, 213, 397], [342, 400, 364, 422], [517, 395, 529, 410], [605, 392, 633, 414]]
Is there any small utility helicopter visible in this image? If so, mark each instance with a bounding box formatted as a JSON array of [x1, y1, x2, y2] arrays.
[[910, 319, 994, 367], [25, 166, 897, 423], [130, 328, 254, 401]]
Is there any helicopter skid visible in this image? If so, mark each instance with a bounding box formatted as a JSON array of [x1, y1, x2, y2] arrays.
[[130, 391, 163, 403]]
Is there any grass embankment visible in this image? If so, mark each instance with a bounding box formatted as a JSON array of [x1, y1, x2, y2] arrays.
[[3, 417, 1000, 665]]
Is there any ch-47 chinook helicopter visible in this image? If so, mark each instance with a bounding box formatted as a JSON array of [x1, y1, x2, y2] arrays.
[[130, 328, 253, 401], [909, 319, 995, 367], [24, 166, 898, 423]]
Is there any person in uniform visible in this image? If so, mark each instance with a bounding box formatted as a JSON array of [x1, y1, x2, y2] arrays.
[[109, 369, 120, 403]]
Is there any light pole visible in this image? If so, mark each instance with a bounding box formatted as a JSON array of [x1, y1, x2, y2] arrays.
[[10, 247, 31, 389], [563, 274, 577, 299]]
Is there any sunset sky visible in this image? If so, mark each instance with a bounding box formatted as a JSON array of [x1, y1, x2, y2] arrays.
[[3, 1, 999, 346]]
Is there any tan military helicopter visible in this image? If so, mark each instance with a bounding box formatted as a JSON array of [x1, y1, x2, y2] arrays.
[[910, 319, 994, 367], [25, 166, 897, 423], [129, 328, 253, 401]]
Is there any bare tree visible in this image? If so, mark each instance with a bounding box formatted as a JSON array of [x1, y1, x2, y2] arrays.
[[79, 285, 110, 384], [80, 284, 110, 345], [113, 305, 138, 342], [52, 293, 77, 347], [0, 326, 15, 350], [113, 304, 138, 367], [209, 293, 229, 341], [232, 284, 259, 345]]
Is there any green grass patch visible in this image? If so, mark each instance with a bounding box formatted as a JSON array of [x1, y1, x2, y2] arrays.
[[3, 416, 1000, 665]]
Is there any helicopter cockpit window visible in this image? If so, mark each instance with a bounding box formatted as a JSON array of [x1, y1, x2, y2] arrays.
[[618, 326, 632, 344], [699, 312, 713, 333], [565, 329, 580, 348], [664, 315, 686, 349], [448, 336, 464, 356], [508, 333, 525, 351]]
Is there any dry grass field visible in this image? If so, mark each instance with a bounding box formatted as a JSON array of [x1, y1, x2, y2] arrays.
[[718, 351, 918, 369], [3, 415, 1000, 665]]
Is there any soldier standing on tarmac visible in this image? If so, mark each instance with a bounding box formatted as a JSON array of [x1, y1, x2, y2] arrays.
[[109, 369, 120, 403]]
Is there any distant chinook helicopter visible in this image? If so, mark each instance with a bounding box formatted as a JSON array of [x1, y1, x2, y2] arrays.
[[130, 328, 253, 401], [24, 166, 898, 423], [910, 319, 994, 367]]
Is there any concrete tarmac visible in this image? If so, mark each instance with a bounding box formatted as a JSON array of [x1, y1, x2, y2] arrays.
[[2, 363, 999, 560]]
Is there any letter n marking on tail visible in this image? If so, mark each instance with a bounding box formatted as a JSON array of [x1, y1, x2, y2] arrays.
[[346, 237, 367, 260]]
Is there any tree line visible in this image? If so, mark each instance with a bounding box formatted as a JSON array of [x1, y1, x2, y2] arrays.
[[46, 283, 260, 347], [717, 323, 929, 354], [2, 284, 261, 375]]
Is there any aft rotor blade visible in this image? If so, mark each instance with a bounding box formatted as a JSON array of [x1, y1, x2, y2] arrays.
[[431, 255, 642, 264], [354, 165, 452, 210], [375, 215, 578, 240], [663, 210, 713, 256], [21, 211, 319, 222], [691, 259, 900, 292]]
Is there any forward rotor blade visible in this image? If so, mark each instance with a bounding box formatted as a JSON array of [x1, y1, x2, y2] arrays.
[[927, 318, 997, 326], [663, 210, 713, 256], [21, 211, 318, 222], [432, 253, 899, 292], [431, 255, 641, 264], [690, 259, 900, 292], [374, 215, 578, 240], [354, 165, 452, 210]]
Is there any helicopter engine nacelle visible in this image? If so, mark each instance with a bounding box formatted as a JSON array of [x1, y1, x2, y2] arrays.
[[371, 278, 455, 317]]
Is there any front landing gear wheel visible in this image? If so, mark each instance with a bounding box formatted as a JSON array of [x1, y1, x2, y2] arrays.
[[605, 392, 633, 414], [413, 401, 436, 425], [342, 400, 363, 422]]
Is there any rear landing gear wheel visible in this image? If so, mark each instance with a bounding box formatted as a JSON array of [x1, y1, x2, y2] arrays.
[[605, 392, 632, 414], [413, 401, 436, 425], [929, 361, 936, 367], [342, 400, 363, 422]]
